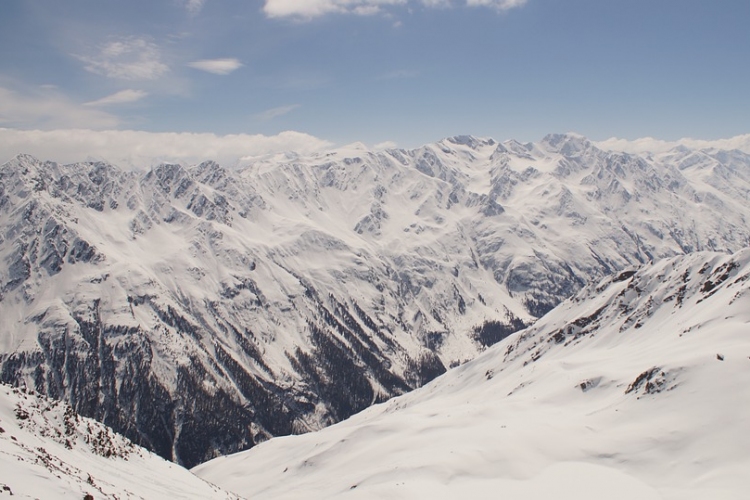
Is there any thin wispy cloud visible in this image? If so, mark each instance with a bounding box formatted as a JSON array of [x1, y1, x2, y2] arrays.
[[182, 0, 206, 15], [188, 58, 243, 75], [466, 0, 527, 10], [263, 0, 527, 19], [85, 89, 148, 107], [76, 37, 169, 80], [254, 104, 300, 121], [0, 86, 118, 129], [420, 0, 450, 7]]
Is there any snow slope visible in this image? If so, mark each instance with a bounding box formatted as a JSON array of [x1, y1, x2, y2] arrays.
[[194, 249, 750, 499], [2, 133, 750, 466], [0, 383, 238, 499]]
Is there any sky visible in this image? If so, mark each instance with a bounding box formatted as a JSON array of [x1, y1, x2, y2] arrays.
[[1, 0, 749, 166]]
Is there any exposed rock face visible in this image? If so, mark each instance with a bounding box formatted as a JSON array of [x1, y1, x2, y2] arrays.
[[1, 135, 750, 467]]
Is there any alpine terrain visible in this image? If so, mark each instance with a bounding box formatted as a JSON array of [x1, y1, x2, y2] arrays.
[[194, 249, 750, 500], [0, 382, 238, 499], [1, 133, 750, 466]]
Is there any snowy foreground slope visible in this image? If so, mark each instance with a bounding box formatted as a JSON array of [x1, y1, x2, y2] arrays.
[[195, 249, 750, 500], [0, 383, 237, 499], [2, 133, 750, 466]]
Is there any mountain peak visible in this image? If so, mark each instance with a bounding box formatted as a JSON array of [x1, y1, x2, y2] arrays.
[[11, 152, 42, 164], [1, 153, 43, 175], [445, 135, 497, 149], [540, 132, 594, 156]]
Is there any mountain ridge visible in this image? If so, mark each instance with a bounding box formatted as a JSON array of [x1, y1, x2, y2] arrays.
[[194, 248, 750, 499], [0, 382, 239, 499]]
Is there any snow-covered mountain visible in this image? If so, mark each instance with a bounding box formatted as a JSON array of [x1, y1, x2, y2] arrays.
[[0, 382, 238, 499], [194, 249, 750, 500], [1, 133, 750, 467]]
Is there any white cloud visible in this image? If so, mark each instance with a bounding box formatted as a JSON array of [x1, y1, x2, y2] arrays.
[[254, 104, 301, 121], [183, 0, 206, 15], [373, 140, 398, 150], [420, 0, 450, 7], [264, 0, 406, 19], [76, 37, 169, 80], [85, 89, 148, 107], [188, 58, 243, 75], [0, 86, 119, 129], [0, 128, 333, 168], [465, 0, 527, 10], [595, 134, 750, 155], [263, 0, 526, 19]]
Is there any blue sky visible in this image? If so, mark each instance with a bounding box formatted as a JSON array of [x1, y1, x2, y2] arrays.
[[1, 0, 749, 164]]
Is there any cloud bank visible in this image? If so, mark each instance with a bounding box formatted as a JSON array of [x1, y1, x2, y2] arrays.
[[0, 128, 333, 169]]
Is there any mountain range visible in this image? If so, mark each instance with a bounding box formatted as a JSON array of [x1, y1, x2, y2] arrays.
[[2, 133, 750, 467]]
